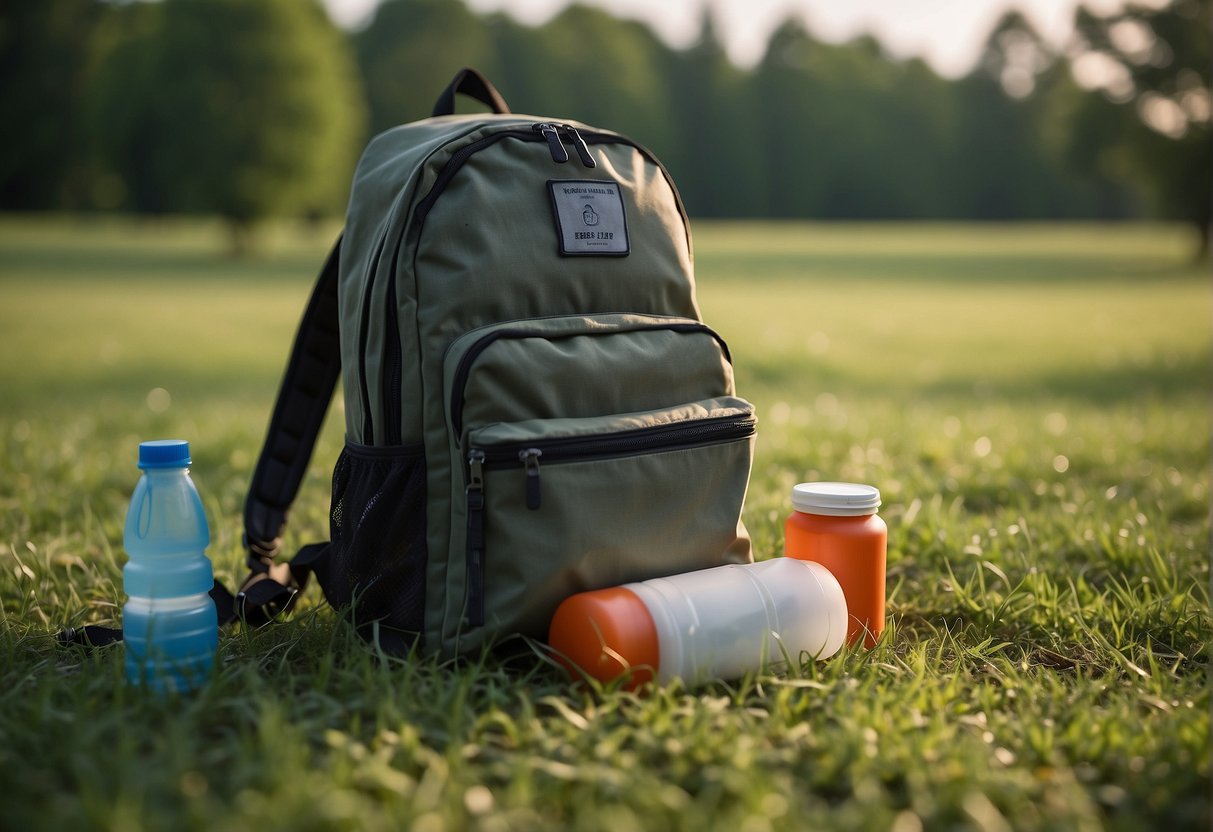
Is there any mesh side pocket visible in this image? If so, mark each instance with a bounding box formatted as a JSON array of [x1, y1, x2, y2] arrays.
[[326, 442, 427, 641]]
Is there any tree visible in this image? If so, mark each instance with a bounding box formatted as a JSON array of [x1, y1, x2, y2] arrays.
[[953, 11, 1124, 220], [663, 11, 764, 217], [517, 4, 677, 156], [355, 0, 495, 131], [753, 20, 959, 219], [96, 0, 365, 248], [752, 21, 846, 218], [1058, 0, 1211, 250], [85, 1, 170, 213], [2, 0, 1203, 233], [0, 0, 108, 209]]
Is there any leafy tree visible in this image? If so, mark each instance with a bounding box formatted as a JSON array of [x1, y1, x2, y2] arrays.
[[1058, 0, 1211, 250], [520, 4, 677, 156], [880, 57, 962, 219], [95, 0, 365, 248], [753, 21, 958, 219], [355, 0, 495, 131], [475, 11, 551, 118], [952, 12, 1119, 220], [663, 11, 764, 217], [85, 1, 169, 212], [2, 0, 1205, 234], [0, 0, 108, 209], [752, 21, 842, 217]]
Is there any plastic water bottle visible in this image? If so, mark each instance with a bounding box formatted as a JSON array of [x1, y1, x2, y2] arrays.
[[122, 440, 218, 691], [548, 558, 848, 688]]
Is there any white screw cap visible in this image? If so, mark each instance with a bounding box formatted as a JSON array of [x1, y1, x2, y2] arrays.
[[791, 482, 881, 516]]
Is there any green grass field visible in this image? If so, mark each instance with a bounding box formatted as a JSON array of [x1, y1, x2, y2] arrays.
[[1, 217, 1209, 831]]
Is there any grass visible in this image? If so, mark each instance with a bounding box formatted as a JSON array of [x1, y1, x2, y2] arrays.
[[0, 216, 1208, 831]]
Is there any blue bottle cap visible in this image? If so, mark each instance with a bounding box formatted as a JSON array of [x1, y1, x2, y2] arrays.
[[138, 439, 191, 469]]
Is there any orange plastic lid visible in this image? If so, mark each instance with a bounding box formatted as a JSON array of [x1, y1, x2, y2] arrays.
[[548, 586, 659, 688]]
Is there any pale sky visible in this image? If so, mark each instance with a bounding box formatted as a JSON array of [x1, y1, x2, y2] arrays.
[[319, 0, 1158, 77]]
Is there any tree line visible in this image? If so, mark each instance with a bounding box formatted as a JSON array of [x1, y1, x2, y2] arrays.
[[1, 0, 1207, 247]]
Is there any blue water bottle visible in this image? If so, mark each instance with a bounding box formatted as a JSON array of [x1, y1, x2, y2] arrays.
[[122, 440, 218, 691]]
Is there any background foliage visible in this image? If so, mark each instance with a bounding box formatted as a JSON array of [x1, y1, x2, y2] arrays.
[[0, 0, 1208, 244]]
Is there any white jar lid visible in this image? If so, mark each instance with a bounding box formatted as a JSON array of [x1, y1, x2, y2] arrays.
[[791, 482, 881, 516]]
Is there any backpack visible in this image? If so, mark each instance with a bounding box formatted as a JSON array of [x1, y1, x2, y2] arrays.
[[238, 69, 757, 658]]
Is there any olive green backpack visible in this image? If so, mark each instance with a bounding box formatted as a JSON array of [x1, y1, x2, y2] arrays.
[[238, 69, 756, 658]]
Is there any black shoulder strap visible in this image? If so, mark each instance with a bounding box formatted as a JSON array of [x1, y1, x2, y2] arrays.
[[244, 236, 343, 572], [58, 239, 345, 648]]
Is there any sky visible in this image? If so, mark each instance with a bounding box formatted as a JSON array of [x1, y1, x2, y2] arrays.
[[318, 0, 1159, 77]]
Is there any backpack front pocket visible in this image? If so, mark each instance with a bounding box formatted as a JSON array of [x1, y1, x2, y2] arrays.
[[440, 313, 755, 651], [461, 397, 755, 639]]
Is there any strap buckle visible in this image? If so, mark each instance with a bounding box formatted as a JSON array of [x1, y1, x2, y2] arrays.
[[235, 563, 299, 627]]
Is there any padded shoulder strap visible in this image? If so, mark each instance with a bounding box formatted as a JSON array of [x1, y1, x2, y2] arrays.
[[244, 236, 343, 571]]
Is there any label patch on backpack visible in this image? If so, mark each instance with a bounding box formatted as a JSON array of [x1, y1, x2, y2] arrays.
[[548, 179, 629, 257]]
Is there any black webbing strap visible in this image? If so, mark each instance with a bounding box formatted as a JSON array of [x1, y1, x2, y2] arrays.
[[59, 241, 344, 648], [231, 235, 344, 625], [243, 236, 343, 571], [59, 240, 345, 647], [431, 67, 511, 117]]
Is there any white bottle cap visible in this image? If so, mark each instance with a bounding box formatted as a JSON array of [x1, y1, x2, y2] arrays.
[[791, 482, 881, 516]]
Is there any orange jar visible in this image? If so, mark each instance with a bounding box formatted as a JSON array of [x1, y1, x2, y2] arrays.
[[784, 482, 887, 647]]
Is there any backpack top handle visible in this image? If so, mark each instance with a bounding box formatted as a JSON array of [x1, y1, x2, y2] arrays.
[[431, 67, 511, 118]]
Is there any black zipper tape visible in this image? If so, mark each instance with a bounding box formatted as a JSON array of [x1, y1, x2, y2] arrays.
[[465, 449, 486, 627], [356, 231, 389, 443], [381, 260, 403, 446], [412, 126, 679, 230], [475, 412, 757, 509], [478, 412, 756, 465]]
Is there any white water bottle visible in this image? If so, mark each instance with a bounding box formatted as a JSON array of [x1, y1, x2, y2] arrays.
[[549, 558, 848, 687]]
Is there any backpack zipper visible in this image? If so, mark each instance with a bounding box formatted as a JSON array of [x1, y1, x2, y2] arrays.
[[461, 411, 756, 625], [560, 125, 596, 167], [476, 413, 757, 510], [465, 449, 487, 626], [381, 255, 403, 445], [357, 230, 406, 445], [362, 123, 691, 447], [356, 230, 390, 443], [412, 125, 683, 229], [533, 123, 568, 163], [448, 320, 733, 440]]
